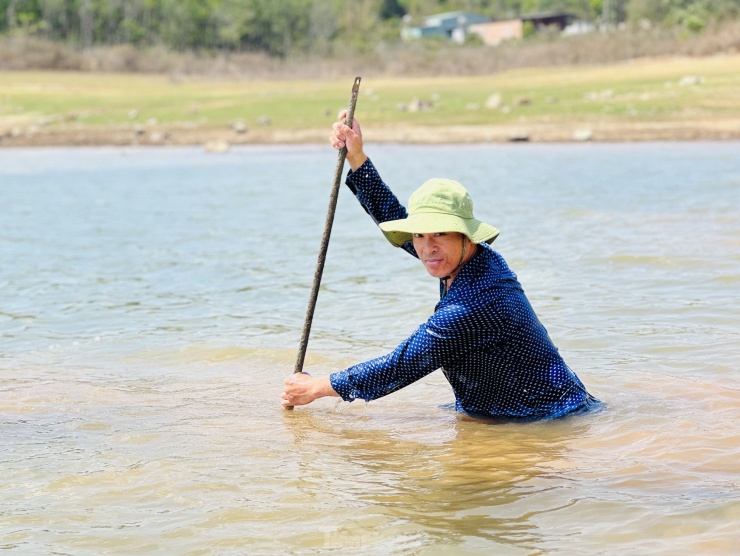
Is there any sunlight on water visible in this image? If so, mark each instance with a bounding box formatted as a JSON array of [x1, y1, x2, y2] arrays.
[[1, 144, 739, 554]]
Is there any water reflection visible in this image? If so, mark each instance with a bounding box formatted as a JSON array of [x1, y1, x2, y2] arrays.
[[283, 406, 596, 553], [2, 144, 739, 553]]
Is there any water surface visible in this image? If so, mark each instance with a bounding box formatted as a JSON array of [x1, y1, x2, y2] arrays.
[[1, 143, 739, 554]]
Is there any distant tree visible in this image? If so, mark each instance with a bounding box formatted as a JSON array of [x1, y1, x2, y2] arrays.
[[626, 0, 669, 23], [0, 0, 738, 56], [626, 0, 740, 30], [307, 0, 340, 54], [5, 0, 17, 31], [78, 0, 92, 48], [381, 0, 406, 19]]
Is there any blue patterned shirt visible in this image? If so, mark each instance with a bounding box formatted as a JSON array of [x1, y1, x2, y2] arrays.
[[329, 159, 600, 420]]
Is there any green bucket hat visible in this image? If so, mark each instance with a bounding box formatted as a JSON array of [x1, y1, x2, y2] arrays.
[[379, 178, 500, 247]]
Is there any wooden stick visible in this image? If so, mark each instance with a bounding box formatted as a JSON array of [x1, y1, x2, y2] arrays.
[[287, 76, 361, 410]]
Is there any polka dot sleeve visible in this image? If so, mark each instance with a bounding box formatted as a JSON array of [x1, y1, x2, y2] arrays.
[[346, 158, 417, 257]]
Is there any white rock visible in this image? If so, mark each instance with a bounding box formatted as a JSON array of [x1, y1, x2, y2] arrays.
[[485, 94, 502, 109], [679, 75, 703, 86], [230, 120, 247, 133], [204, 140, 230, 153]]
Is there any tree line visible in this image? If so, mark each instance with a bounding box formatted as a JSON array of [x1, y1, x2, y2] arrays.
[[1, 0, 738, 57]]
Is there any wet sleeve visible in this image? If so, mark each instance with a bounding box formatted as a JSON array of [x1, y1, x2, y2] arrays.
[[329, 303, 483, 402]]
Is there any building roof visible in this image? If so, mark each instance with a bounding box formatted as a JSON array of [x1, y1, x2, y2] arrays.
[[521, 10, 574, 22], [422, 11, 490, 29]]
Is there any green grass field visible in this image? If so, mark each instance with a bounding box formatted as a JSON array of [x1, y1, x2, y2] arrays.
[[1, 54, 739, 142]]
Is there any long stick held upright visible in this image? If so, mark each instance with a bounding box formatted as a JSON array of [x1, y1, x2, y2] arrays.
[[288, 77, 361, 408]]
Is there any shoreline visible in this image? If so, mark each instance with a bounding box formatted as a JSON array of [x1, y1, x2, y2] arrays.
[[3, 119, 740, 148]]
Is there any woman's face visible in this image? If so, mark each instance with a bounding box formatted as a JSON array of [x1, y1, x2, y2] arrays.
[[412, 231, 467, 280]]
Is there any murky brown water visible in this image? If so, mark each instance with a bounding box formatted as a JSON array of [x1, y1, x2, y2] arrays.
[[2, 144, 739, 554]]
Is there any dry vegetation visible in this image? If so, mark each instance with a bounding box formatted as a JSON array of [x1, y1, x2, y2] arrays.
[[1, 20, 740, 79]]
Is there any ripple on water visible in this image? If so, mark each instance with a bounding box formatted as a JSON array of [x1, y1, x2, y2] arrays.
[[1, 143, 739, 553]]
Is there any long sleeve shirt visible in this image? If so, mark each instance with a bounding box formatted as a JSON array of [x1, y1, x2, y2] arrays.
[[329, 159, 600, 420]]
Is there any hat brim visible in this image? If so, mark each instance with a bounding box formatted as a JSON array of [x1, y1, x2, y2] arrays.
[[379, 212, 500, 248]]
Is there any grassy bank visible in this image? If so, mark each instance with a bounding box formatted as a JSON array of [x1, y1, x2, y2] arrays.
[[2, 53, 740, 146]]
